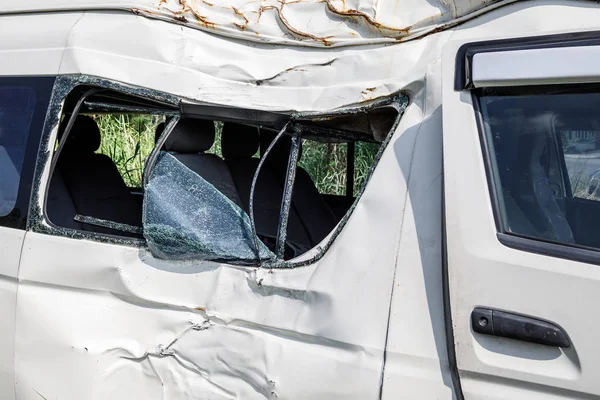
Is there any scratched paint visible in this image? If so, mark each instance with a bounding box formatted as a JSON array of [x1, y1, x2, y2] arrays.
[[6, 0, 520, 47]]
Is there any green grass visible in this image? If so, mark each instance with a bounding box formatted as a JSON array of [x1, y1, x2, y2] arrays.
[[93, 114, 164, 187], [94, 114, 380, 196], [298, 141, 379, 196]]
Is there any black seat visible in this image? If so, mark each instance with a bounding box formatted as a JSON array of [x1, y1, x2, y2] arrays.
[[222, 123, 312, 256], [159, 119, 243, 208], [260, 131, 339, 246], [49, 115, 142, 235]]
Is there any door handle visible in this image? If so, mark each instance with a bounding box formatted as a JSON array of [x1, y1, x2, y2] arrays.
[[471, 307, 570, 348]]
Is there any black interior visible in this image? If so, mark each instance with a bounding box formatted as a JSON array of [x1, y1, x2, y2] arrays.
[[47, 115, 143, 237], [161, 119, 345, 258], [46, 89, 393, 258]]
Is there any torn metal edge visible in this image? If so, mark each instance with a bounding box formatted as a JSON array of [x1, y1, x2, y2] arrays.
[[27, 74, 409, 270], [263, 93, 409, 269]]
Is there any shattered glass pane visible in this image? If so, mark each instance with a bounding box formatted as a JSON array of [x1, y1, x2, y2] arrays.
[[143, 152, 275, 262]]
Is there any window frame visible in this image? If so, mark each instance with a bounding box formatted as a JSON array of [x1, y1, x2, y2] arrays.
[[457, 33, 600, 266], [31, 75, 407, 268], [29, 76, 180, 247]]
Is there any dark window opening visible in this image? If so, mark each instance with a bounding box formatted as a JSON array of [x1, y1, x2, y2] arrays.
[[46, 86, 403, 263], [0, 77, 54, 229], [46, 88, 174, 238]]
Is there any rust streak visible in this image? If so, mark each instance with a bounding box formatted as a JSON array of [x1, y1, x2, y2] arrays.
[[186, 6, 218, 29], [232, 6, 250, 23], [131, 8, 161, 17], [320, 0, 409, 34], [258, 4, 333, 45]]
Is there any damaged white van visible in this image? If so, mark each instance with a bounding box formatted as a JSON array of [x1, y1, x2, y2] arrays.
[[3, 0, 600, 399]]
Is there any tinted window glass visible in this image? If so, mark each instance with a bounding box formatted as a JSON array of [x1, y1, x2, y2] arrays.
[[0, 87, 36, 216], [479, 87, 600, 249], [0, 78, 54, 229]]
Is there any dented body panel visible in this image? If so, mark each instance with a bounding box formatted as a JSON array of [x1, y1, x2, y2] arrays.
[[5, 0, 518, 47], [16, 116, 409, 398], [1, 1, 600, 399]]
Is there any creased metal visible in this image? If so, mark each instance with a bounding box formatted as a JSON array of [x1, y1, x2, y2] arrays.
[[6, 0, 520, 47]]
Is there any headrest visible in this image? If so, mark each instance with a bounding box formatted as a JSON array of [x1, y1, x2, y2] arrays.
[[221, 122, 260, 160], [61, 115, 101, 156], [259, 130, 302, 169], [163, 119, 215, 153]]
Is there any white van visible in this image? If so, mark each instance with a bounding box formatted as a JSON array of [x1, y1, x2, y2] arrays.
[[3, 1, 600, 399]]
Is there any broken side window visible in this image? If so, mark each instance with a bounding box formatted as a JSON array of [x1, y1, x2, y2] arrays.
[[144, 151, 274, 262], [46, 88, 176, 237], [46, 83, 405, 265], [145, 99, 405, 263]]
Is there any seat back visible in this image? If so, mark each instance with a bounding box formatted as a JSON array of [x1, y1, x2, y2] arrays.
[[51, 115, 142, 234], [158, 119, 243, 208], [222, 123, 312, 254]]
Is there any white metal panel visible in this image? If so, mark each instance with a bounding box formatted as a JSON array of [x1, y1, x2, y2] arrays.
[[451, 0, 600, 43], [0, 0, 520, 47], [473, 45, 600, 87], [55, 11, 449, 112], [0, 227, 23, 400], [2, 2, 599, 112], [14, 100, 414, 399], [443, 35, 600, 399], [0, 13, 82, 77], [381, 66, 453, 399]]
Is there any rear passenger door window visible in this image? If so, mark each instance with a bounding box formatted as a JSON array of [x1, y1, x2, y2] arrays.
[[0, 78, 54, 228], [0, 86, 35, 216]]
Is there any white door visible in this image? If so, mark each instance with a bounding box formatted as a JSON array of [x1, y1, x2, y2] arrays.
[[12, 77, 409, 400], [0, 77, 55, 400], [443, 35, 600, 398], [0, 227, 22, 400]]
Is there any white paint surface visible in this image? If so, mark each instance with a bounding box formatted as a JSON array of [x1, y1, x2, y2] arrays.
[[2, 0, 519, 47], [473, 45, 600, 87], [0, 0, 599, 399], [443, 31, 600, 398]]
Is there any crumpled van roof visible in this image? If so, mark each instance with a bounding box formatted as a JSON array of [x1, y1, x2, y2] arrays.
[[3, 0, 518, 47]]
